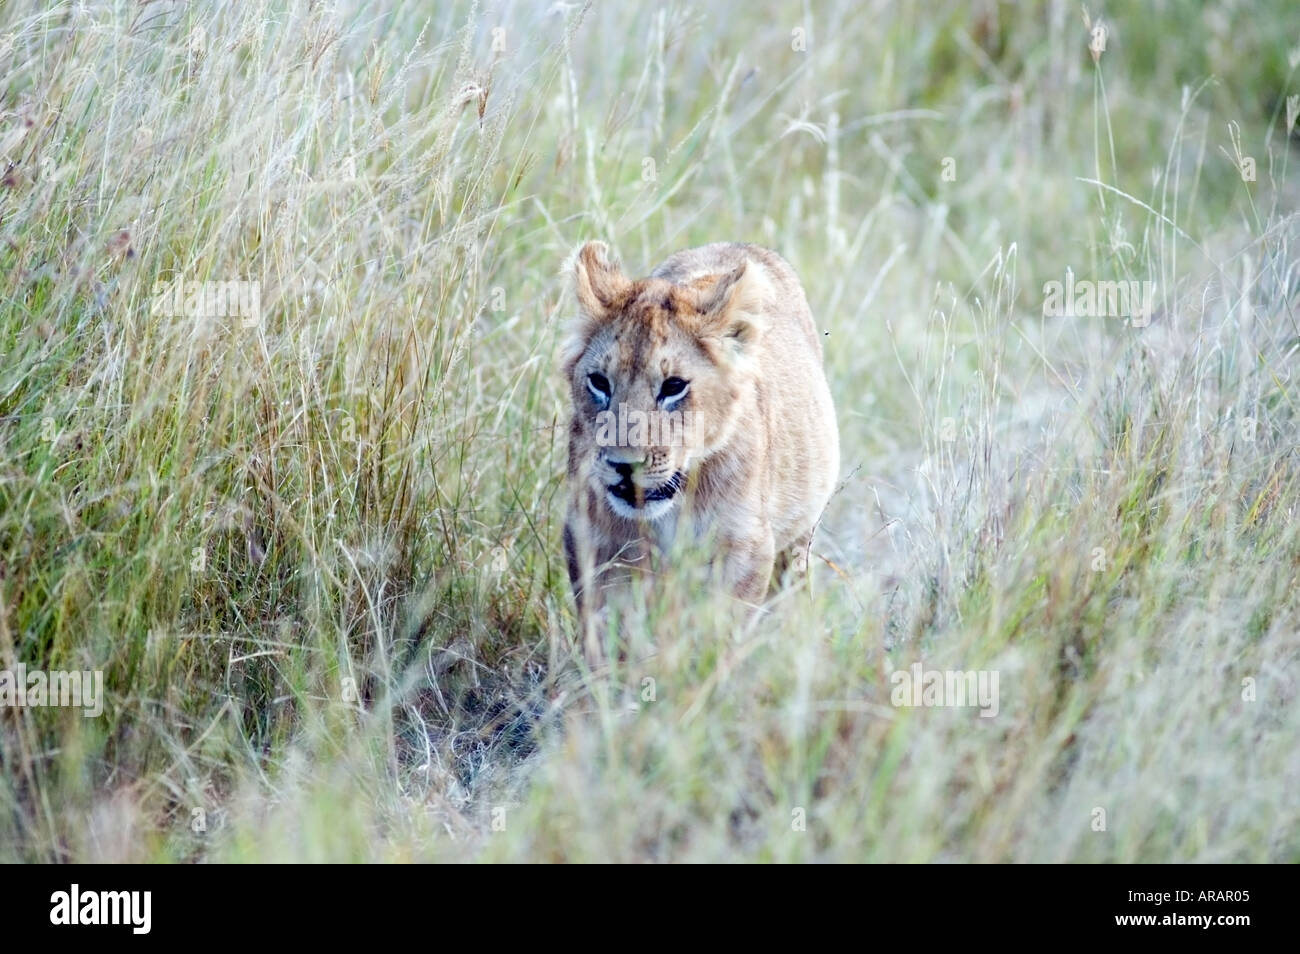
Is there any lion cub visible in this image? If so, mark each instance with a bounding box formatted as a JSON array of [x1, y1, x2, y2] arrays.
[[561, 241, 839, 657]]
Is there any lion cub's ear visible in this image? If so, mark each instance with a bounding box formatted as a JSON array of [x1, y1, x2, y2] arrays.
[[571, 241, 631, 321], [561, 241, 630, 376], [695, 259, 771, 358]]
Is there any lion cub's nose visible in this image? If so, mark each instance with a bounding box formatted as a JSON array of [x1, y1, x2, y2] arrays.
[[603, 450, 647, 477]]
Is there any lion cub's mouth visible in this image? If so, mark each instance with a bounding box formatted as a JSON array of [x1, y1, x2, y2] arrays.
[[606, 471, 685, 512]]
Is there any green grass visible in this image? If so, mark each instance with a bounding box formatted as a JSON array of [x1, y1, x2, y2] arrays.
[[1, 0, 1298, 862]]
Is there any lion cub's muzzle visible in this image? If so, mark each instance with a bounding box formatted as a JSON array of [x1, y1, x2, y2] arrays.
[[597, 450, 685, 518]]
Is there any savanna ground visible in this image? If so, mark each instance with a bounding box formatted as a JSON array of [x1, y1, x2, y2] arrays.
[[2, 0, 1299, 862]]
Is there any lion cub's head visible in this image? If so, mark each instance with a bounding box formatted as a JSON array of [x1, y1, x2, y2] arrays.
[[562, 241, 771, 522]]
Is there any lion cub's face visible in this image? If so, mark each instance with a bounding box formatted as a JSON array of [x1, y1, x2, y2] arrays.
[[563, 242, 769, 522]]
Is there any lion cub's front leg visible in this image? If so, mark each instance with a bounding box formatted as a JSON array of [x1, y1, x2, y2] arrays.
[[564, 505, 654, 667], [721, 528, 776, 607], [563, 516, 607, 667]]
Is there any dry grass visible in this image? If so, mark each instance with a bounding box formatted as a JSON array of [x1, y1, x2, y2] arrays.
[[1, 0, 1298, 862]]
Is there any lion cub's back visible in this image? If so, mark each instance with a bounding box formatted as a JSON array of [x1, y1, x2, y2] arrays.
[[653, 243, 839, 548]]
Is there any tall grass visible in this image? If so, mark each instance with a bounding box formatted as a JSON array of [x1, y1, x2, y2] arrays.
[[1, 0, 1297, 861]]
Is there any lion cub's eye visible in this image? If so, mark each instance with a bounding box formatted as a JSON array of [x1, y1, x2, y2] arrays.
[[586, 372, 611, 406], [658, 377, 689, 405]]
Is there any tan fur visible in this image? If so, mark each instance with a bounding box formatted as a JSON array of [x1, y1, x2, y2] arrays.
[[561, 241, 839, 660]]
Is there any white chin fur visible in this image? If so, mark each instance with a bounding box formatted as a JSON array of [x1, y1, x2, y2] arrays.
[[605, 492, 677, 522]]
